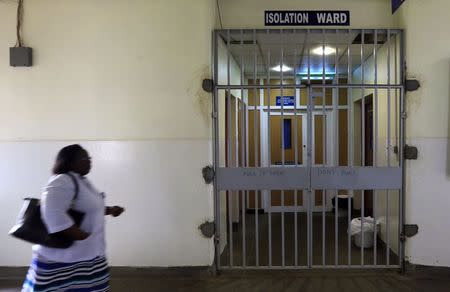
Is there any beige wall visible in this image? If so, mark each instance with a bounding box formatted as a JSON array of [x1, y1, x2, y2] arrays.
[[0, 0, 217, 267], [0, 0, 214, 141], [395, 0, 450, 267]]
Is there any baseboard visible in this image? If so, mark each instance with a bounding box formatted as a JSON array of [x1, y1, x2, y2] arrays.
[[0, 267, 28, 279], [110, 266, 213, 278], [0, 266, 213, 279]]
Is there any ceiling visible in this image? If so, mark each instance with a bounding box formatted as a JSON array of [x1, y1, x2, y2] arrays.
[[219, 30, 394, 79]]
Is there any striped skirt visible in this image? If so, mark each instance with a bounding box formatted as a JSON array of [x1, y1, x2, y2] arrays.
[[22, 256, 110, 292]]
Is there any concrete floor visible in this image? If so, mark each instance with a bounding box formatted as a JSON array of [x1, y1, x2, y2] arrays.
[[2, 269, 450, 292], [221, 212, 398, 267]]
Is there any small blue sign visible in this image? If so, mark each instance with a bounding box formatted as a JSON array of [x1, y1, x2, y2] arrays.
[[276, 96, 295, 106], [392, 0, 406, 14]]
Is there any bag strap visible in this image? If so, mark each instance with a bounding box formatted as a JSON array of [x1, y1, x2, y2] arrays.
[[66, 173, 80, 201]]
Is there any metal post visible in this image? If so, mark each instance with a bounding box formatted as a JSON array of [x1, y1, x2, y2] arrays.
[[266, 29, 273, 268], [360, 29, 365, 267], [399, 29, 406, 274], [212, 30, 221, 272], [334, 30, 339, 266], [306, 29, 313, 268], [322, 29, 326, 266], [386, 29, 391, 266], [294, 38, 299, 267], [253, 29, 259, 267], [226, 30, 233, 267], [280, 29, 286, 268], [240, 29, 246, 268], [347, 29, 353, 266], [373, 29, 379, 266]]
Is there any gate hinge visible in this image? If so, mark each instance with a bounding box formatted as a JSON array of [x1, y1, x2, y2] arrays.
[[404, 145, 418, 160], [199, 221, 215, 238], [211, 111, 218, 119], [202, 79, 215, 93], [401, 112, 407, 119], [401, 224, 419, 242], [202, 165, 215, 184], [405, 79, 420, 92]]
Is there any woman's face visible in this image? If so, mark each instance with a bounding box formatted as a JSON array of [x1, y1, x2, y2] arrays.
[[73, 149, 91, 176]]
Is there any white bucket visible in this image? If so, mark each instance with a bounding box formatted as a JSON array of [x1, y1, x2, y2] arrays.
[[350, 217, 380, 248], [354, 230, 375, 248]]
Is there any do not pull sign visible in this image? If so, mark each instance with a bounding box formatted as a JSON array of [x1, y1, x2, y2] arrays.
[[265, 10, 350, 26]]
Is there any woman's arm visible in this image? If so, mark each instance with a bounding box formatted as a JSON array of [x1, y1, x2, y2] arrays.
[[60, 225, 90, 240], [42, 175, 90, 240]]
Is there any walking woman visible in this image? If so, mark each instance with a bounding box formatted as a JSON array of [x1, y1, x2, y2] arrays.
[[22, 144, 124, 291]]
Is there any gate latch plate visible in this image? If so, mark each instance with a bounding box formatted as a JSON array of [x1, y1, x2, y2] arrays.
[[404, 145, 418, 160], [405, 79, 420, 92], [202, 165, 215, 184], [403, 224, 419, 238], [199, 221, 215, 238], [202, 79, 215, 93]]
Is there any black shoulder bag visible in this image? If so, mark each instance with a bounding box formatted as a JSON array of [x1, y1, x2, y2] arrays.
[[9, 173, 85, 249]]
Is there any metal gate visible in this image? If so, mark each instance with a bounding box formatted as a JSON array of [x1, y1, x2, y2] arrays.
[[212, 29, 405, 270]]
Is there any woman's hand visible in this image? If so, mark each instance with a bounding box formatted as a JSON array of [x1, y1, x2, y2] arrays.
[[105, 206, 125, 217]]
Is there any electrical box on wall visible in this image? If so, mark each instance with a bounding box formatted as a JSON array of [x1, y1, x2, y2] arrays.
[[10, 47, 32, 67]]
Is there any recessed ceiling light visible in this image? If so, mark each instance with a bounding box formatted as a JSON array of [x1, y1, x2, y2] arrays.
[[312, 46, 336, 55], [271, 65, 292, 72]]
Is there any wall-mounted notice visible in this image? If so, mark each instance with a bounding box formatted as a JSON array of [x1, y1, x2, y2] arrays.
[[265, 10, 350, 26]]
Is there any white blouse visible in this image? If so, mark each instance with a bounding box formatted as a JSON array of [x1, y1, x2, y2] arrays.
[[33, 172, 106, 263]]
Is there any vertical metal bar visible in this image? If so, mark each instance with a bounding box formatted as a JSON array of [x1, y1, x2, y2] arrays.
[[240, 29, 246, 268], [399, 86, 406, 272], [334, 30, 339, 267], [252, 29, 259, 267], [386, 29, 392, 266], [394, 33, 399, 153], [294, 34, 299, 267], [347, 28, 353, 266], [360, 29, 365, 267], [266, 29, 272, 268], [321, 28, 326, 266], [226, 30, 233, 267], [212, 30, 221, 272], [280, 29, 286, 268], [399, 29, 406, 274], [306, 29, 312, 268], [373, 29, 379, 266]]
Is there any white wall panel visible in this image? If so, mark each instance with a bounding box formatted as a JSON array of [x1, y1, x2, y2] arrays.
[[0, 141, 214, 266]]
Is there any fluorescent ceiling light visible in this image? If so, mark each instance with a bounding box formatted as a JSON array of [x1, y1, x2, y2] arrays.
[[271, 65, 292, 72], [301, 76, 333, 80], [312, 46, 336, 55]]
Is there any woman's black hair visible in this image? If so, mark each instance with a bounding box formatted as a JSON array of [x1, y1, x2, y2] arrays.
[[52, 144, 85, 174]]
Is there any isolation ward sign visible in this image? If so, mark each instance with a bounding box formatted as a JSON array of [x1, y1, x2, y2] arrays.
[[265, 10, 350, 26]]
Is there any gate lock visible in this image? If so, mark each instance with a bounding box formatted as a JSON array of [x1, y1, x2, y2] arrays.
[[202, 165, 215, 184]]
